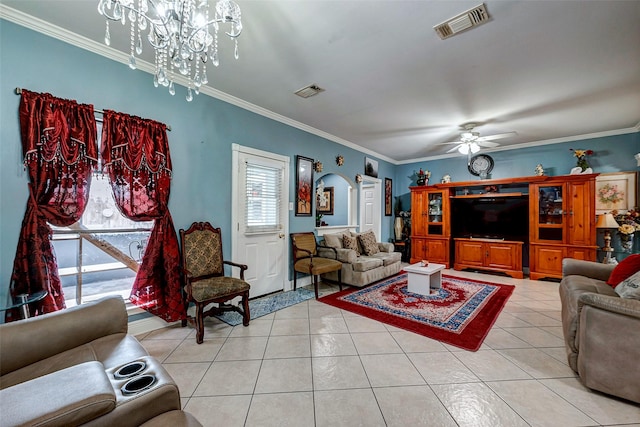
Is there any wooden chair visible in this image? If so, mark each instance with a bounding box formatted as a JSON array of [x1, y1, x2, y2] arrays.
[[179, 222, 250, 344], [291, 232, 343, 299]]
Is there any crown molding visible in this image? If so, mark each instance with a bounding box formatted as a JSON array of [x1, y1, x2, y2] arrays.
[[0, 4, 395, 164], [2, 5, 637, 167]]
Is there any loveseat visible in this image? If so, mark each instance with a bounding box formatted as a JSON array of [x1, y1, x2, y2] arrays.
[[559, 258, 640, 404], [318, 230, 402, 287], [0, 295, 201, 426]]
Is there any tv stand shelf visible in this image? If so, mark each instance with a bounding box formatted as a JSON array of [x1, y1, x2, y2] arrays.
[[454, 238, 524, 279], [451, 192, 525, 199]]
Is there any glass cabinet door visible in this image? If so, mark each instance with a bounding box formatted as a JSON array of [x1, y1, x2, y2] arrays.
[[537, 185, 564, 241], [427, 191, 443, 235]]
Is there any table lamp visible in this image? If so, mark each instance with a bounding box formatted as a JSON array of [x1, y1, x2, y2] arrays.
[[596, 213, 619, 263]]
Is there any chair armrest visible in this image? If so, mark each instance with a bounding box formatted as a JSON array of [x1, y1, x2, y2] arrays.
[[562, 258, 614, 282], [0, 361, 116, 426], [223, 260, 248, 280], [317, 244, 338, 258], [378, 242, 394, 253], [578, 293, 640, 320]]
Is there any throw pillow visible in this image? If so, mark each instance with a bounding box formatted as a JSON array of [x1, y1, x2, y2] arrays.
[[358, 230, 380, 256], [323, 233, 345, 249], [607, 254, 640, 287], [342, 235, 359, 253], [614, 270, 640, 300]]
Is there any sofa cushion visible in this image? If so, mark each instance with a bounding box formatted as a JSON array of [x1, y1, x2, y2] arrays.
[[323, 232, 346, 249], [342, 235, 359, 253], [615, 270, 640, 300], [607, 254, 640, 287], [371, 251, 402, 266], [352, 256, 383, 272], [0, 361, 115, 427], [358, 230, 380, 255]]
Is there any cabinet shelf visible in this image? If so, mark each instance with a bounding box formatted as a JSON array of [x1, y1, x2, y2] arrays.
[[538, 224, 563, 228], [451, 192, 525, 199]]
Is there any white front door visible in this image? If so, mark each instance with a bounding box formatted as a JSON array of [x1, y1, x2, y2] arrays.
[[232, 145, 289, 298], [359, 177, 382, 238]]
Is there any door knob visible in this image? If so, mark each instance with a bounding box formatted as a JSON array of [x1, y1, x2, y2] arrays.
[[279, 233, 285, 238]]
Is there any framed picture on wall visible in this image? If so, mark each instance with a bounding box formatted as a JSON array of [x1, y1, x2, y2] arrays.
[[295, 155, 314, 216], [364, 157, 378, 177], [316, 186, 334, 215], [595, 171, 637, 214], [384, 178, 392, 216]]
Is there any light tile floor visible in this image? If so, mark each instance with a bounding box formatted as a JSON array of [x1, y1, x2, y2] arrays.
[[137, 269, 640, 427]]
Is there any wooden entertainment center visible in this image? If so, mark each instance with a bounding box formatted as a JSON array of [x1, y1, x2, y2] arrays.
[[410, 174, 597, 280]]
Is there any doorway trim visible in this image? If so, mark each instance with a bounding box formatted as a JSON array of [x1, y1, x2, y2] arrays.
[[231, 144, 291, 291]]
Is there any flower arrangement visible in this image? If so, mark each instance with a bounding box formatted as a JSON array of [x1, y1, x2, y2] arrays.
[[570, 148, 594, 171], [416, 168, 431, 185], [618, 223, 636, 235], [598, 183, 625, 206], [613, 208, 640, 231]]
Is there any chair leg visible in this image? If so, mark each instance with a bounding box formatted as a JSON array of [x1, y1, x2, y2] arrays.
[[195, 302, 205, 344], [338, 269, 343, 291], [293, 271, 298, 290], [241, 291, 250, 327], [313, 275, 319, 299]]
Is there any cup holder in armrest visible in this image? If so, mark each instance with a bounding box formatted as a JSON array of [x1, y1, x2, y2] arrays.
[[121, 374, 157, 396], [114, 361, 147, 380]]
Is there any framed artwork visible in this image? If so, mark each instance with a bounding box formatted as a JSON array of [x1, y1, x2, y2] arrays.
[[595, 171, 637, 214], [384, 178, 392, 216], [295, 155, 314, 216], [364, 157, 378, 177], [316, 186, 334, 215]]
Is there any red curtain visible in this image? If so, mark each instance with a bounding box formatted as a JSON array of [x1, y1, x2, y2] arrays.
[[7, 90, 98, 321], [101, 110, 183, 322]]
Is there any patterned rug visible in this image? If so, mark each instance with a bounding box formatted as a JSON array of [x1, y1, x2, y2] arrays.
[[319, 273, 514, 351], [215, 287, 315, 326]]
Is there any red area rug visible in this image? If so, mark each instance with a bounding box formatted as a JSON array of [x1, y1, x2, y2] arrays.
[[319, 272, 514, 351]]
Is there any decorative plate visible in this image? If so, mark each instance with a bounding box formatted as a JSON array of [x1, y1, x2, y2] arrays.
[[468, 154, 494, 177]]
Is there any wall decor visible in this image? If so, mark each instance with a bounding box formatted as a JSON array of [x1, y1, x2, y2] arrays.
[[336, 155, 344, 166], [595, 171, 637, 214], [316, 186, 334, 215], [384, 178, 393, 216], [295, 155, 314, 216], [364, 157, 378, 178], [355, 173, 363, 183], [314, 160, 323, 172]]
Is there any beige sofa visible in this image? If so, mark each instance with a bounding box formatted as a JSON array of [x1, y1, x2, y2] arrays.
[[559, 258, 640, 404], [0, 295, 201, 426], [318, 231, 402, 287]]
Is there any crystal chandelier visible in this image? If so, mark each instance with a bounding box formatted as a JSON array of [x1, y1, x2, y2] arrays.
[[98, 0, 243, 101]]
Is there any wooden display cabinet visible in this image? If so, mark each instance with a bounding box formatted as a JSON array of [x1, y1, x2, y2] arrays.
[[454, 238, 523, 279], [529, 174, 597, 280], [410, 186, 451, 267]]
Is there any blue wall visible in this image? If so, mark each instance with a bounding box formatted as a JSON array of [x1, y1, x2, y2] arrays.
[[1, 20, 638, 305], [315, 173, 351, 225]]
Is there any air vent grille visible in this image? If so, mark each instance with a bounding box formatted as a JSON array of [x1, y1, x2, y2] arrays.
[[295, 84, 325, 98], [434, 3, 490, 40]]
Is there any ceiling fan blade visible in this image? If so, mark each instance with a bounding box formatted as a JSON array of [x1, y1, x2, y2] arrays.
[[446, 145, 461, 153], [477, 141, 500, 148], [479, 131, 517, 141], [440, 141, 463, 145]]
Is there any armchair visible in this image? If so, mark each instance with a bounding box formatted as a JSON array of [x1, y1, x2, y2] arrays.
[[179, 222, 250, 344], [291, 232, 343, 299]]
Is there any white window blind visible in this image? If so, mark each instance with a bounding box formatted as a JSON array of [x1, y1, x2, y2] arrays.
[[244, 162, 282, 234]]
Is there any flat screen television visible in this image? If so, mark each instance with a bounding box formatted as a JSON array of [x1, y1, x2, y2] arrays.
[[451, 196, 529, 242]]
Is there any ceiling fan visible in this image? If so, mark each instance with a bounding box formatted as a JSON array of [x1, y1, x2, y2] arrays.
[[443, 123, 516, 155]]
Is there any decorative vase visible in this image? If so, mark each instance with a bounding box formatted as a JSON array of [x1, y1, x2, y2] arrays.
[[417, 176, 427, 186], [394, 217, 403, 240], [621, 233, 634, 253], [576, 157, 590, 172]]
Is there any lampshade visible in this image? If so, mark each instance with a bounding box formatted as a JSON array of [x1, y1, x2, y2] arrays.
[[596, 213, 619, 228]]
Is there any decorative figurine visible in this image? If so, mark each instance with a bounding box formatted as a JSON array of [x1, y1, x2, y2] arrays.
[[535, 164, 544, 176], [441, 174, 451, 183]]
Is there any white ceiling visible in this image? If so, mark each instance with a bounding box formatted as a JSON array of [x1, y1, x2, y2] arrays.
[[2, 1, 639, 163]]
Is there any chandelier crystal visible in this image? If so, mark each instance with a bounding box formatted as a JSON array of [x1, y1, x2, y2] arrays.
[[98, 0, 243, 101]]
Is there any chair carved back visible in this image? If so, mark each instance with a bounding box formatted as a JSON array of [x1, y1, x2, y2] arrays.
[[181, 222, 224, 277]]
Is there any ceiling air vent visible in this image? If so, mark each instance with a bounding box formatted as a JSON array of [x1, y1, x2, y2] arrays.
[[434, 3, 490, 40], [295, 84, 325, 98]]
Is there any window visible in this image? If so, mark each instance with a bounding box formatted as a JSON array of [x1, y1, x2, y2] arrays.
[[244, 162, 282, 234]]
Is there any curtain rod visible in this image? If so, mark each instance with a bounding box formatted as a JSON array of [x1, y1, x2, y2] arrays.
[[14, 88, 171, 131]]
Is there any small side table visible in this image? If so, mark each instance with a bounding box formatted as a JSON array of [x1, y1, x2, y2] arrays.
[[404, 262, 446, 296], [0, 290, 48, 320], [393, 239, 410, 262]]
